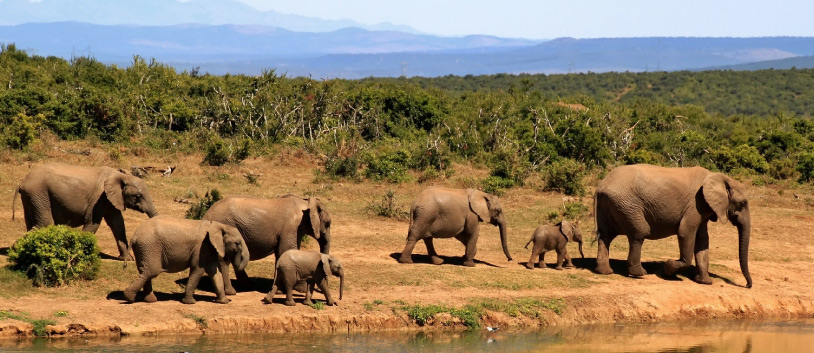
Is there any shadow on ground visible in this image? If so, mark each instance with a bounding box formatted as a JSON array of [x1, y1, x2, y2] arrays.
[[388, 253, 500, 267]]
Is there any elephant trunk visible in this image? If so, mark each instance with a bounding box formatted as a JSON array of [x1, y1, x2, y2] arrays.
[[145, 204, 158, 218], [498, 220, 512, 261], [338, 268, 344, 300], [234, 243, 250, 272], [578, 240, 585, 259], [736, 208, 752, 289]]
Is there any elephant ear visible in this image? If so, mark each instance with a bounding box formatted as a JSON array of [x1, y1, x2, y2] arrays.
[[206, 222, 227, 259], [702, 173, 730, 224], [307, 197, 322, 239], [320, 254, 331, 276], [559, 221, 574, 241], [104, 172, 126, 211], [467, 189, 491, 223]]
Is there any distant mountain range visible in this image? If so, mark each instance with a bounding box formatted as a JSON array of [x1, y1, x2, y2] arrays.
[[2, 22, 814, 78], [701, 55, 814, 71], [0, 0, 418, 33]]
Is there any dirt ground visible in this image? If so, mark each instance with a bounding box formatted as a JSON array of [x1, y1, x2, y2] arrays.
[[0, 138, 813, 337]]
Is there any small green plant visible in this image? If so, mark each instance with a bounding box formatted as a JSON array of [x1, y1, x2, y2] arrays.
[[366, 190, 410, 220], [7, 225, 101, 287], [53, 310, 68, 317], [183, 313, 208, 329], [0, 310, 56, 337], [373, 299, 384, 305], [544, 158, 587, 196], [404, 304, 482, 328], [185, 189, 222, 220], [310, 301, 326, 310]]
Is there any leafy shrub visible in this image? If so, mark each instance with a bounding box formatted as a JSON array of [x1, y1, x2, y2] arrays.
[[796, 152, 814, 182], [624, 149, 663, 165], [7, 225, 101, 287], [1, 113, 41, 150], [481, 176, 514, 196], [769, 157, 797, 180], [711, 144, 769, 174], [366, 190, 409, 221], [488, 149, 529, 187], [204, 138, 230, 166], [544, 158, 587, 196], [365, 150, 411, 183], [322, 155, 361, 180], [185, 189, 222, 220]]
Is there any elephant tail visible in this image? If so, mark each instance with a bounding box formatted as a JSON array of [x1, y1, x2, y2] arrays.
[[591, 193, 599, 245], [524, 235, 533, 250], [11, 185, 20, 221]]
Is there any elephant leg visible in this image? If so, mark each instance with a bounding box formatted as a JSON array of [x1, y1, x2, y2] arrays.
[[626, 236, 647, 277], [664, 221, 698, 277], [263, 274, 278, 304], [303, 281, 315, 306], [103, 212, 132, 261], [319, 278, 337, 306], [143, 278, 157, 303], [399, 221, 428, 264], [693, 222, 712, 285], [538, 251, 546, 269], [182, 267, 206, 304], [235, 268, 253, 289], [124, 271, 154, 303], [526, 249, 538, 269], [206, 263, 229, 304], [460, 225, 479, 267], [424, 238, 444, 265], [284, 283, 296, 307], [564, 252, 574, 268], [555, 250, 565, 270], [595, 233, 617, 275], [219, 260, 236, 296]]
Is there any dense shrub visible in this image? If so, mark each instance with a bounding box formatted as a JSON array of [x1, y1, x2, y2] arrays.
[[322, 155, 361, 180], [480, 176, 514, 196], [797, 152, 814, 182], [7, 225, 101, 287], [185, 189, 222, 220], [544, 158, 587, 196], [711, 144, 769, 174], [203, 137, 250, 166], [624, 149, 663, 165], [365, 150, 411, 183], [0, 113, 41, 149]]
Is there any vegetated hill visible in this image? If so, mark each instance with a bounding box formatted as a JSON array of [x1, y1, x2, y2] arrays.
[[0, 0, 417, 33], [0, 22, 540, 64], [701, 55, 814, 71]]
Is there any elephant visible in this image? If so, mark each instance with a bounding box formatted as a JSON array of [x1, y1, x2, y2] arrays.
[[202, 194, 331, 295], [12, 163, 158, 260], [524, 220, 585, 270], [398, 186, 512, 267], [594, 164, 752, 288], [123, 216, 249, 304], [263, 250, 344, 306]]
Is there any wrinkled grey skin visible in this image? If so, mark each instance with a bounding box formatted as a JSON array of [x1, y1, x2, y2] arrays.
[[524, 220, 585, 270], [202, 194, 331, 295], [263, 250, 344, 307], [398, 187, 512, 267], [594, 164, 752, 288], [123, 216, 250, 304], [13, 163, 158, 260]]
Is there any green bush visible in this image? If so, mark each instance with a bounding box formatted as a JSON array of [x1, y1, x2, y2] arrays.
[[624, 149, 663, 165], [769, 157, 797, 180], [481, 176, 514, 196], [7, 225, 101, 287], [797, 152, 814, 182], [366, 190, 409, 221], [185, 189, 222, 220], [1, 113, 41, 150], [544, 158, 587, 196], [203, 138, 230, 166], [365, 150, 411, 183], [322, 155, 361, 180], [711, 144, 769, 174]]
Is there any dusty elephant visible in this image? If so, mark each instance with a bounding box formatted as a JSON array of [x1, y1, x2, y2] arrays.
[[124, 216, 249, 304], [263, 250, 345, 306], [202, 194, 331, 295], [524, 220, 585, 270], [594, 164, 752, 288], [13, 163, 158, 260], [398, 186, 512, 267]]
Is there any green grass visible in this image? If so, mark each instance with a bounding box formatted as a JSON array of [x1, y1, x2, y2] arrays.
[[310, 301, 326, 310], [0, 310, 57, 337], [397, 297, 567, 329], [183, 313, 208, 329]]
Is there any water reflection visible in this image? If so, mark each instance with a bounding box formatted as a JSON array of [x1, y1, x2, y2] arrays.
[[1, 319, 813, 352]]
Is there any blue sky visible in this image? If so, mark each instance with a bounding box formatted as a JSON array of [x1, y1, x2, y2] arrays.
[[233, 0, 814, 39]]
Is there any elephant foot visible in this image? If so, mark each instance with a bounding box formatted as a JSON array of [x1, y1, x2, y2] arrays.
[[284, 300, 296, 307], [430, 256, 444, 265], [663, 259, 686, 277], [214, 297, 230, 304], [555, 266, 564, 271], [181, 297, 197, 305], [225, 286, 237, 296], [327, 300, 337, 306], [525, 263, 535, 270], [462, 260, 476, 267], [303, 299, 313, 306], [144, 292, 157, 303], [595, 264, 613, 275], [627, 264, 647, 277], [123, 289, 137, 303], [397, 255, 413, 264], [694, 274, 713, 285], [262, 294, 274, 304], [564, 263, 575, 268]]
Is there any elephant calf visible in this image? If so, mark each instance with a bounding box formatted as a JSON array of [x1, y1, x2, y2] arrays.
[[124, 216, 249, 304], [524, 221, 585, 270], [263, 250, 345, 307]]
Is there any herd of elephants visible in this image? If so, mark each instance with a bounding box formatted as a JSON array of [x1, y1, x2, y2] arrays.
[[10, 162, 752, 307]]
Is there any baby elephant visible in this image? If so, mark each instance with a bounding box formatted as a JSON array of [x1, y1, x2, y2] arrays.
[[524, 220, 585, 270], [264, 250, 345, 306], [124, 216, 249, 304]]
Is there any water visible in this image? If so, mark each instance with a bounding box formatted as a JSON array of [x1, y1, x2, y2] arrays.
[[2, 319, 813, 352]]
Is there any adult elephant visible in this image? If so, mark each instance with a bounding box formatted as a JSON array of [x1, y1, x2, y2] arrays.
[[13, 163, 159, 260], [202, 194, 331, 295], [594, 164, 752, 288], [398, 186, 512, 267]]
